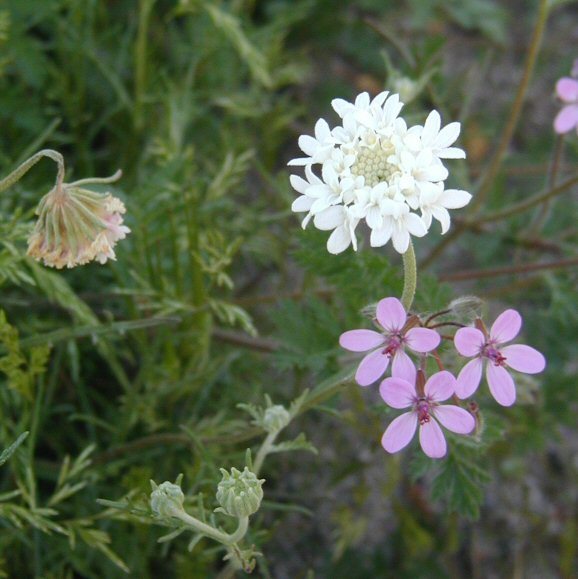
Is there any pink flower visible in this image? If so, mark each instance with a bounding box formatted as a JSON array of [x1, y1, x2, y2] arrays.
[[553, 77, 578, 134], [339, 297, 440, 386], [380, 364, 475, 459], [454, 309, 546, 407]]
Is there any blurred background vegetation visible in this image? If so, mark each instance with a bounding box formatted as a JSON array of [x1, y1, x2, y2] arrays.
[[0, 0, 577, 576]]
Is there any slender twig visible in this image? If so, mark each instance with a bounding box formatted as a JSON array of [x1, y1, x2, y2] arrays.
[[527, 134, 564, 234], [475, 173, 578, 224], [421, 0, 550, 268], [212, 328, 280, 353], [440, 256, 578, 282], [471, 0, 549, 211]]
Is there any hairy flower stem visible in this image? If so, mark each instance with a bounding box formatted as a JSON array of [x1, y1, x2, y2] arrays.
[[172, 509, 249, 546], [401, 241, 417, 312], [0, 149, 65, 194], [252, 431, 278, 477]]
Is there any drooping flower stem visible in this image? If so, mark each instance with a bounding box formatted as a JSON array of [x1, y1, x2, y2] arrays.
[[0, 149, 65, 194], [401, 241, 417, 312], [171, 509, 249, 546]]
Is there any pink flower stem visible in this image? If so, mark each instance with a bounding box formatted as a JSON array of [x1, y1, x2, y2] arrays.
[[424, 309, 451, 326]]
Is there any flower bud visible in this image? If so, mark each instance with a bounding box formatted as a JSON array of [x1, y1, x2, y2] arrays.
[[448, 295, 485, 323], [216, 467, 264, 518], [150, 481, 185, 517], [262, 405, 290, 433], [392, 77, 419, 103]]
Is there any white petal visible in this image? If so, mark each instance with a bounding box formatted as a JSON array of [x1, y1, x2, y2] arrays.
[[438, 147, 466, 159], [327, 226, 352, 254], [405, 213, 428, 237], [314, 206, 343, 230], [434, 122, 460, 149], [370, 221, 393, 247], [432, 206, 450, 234], [298, 135, 320, 157], [289, 174, 309, 194], [441, 189, 472, 209], [291, 195, 313, 212], [392, 227, 410, 253], [422, 110, 441, 146], [315, 118, 331, 141]]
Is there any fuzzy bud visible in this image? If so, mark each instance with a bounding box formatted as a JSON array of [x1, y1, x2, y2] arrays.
[[448, 295, 485, 323], [150, 481, 185, 517], [392, 77, 419, 103], [262, 405, 290, 433], [216, 467, 264, 518]]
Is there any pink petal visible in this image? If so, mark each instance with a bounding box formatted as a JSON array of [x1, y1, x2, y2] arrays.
[[424, 370, 456, 402], [419, 419, 447, 458], [501, 344, 546, 374], [486, 364, 516, 407], [554, 105, 578, 134], [454, 327, 485, 357], [376, 297, 407, 332], [381, 412, 417, 454], [490, 309, 522, 344], [391, 349, 416, 384], [556, 77, 578, 102], [339, 330, 385, 352], [379, 377, 416, 409], [405, 327, 441, 353], [455, 358, 483, 399], [434, 405, 475, 434], [355, 349, 389, 386]]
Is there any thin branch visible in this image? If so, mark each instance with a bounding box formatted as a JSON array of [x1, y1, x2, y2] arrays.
[[440, 256, 578, 282]]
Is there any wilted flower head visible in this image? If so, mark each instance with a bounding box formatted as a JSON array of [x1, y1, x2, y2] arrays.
[[289, 91, 471, 254], [454, 309, 546, 406], [27, 170, 130, 269]]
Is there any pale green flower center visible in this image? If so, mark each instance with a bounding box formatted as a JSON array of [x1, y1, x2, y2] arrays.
[[351, 141, 398, 187]]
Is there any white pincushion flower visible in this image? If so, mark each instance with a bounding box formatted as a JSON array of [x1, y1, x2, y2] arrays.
[[289, 91, 469, 254]]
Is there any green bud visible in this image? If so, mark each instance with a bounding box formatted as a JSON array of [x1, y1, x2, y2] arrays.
[[262, 405, 290, 433], [150, 481, 185, 517], [216, 467, 264, 518]]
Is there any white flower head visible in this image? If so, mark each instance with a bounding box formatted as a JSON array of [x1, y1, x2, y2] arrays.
[[289, 91, 469, 254]]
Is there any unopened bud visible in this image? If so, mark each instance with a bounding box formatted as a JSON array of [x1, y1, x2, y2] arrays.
[[216, 467, 264, 518], [262, 405, 290, 433], [448, 296, 485, 323], [150, 481, 185, 517]]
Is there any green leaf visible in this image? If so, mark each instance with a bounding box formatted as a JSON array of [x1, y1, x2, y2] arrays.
[[0, 431, 29, 467]]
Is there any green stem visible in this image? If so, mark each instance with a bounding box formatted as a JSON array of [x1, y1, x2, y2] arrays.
[[172, 510, 249, 545], [401, 241, 417, 311], [252, 431, 277, 477], [0, 150, 65, 194]]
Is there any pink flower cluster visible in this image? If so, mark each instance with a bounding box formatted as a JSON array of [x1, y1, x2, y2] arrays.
[[339, 298, 546, 459]]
